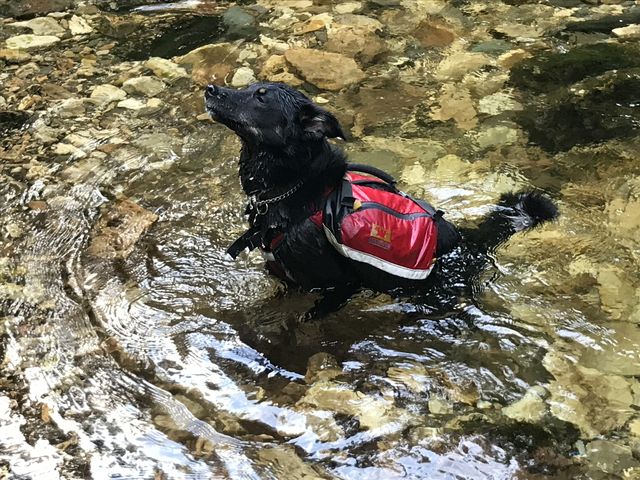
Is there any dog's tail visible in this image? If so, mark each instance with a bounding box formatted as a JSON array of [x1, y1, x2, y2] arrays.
[[464, 191, 558, 253]]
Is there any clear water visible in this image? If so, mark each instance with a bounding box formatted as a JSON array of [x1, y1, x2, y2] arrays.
[[1, 1, 640, 478]]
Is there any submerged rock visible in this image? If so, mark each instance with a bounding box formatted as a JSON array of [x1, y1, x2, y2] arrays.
[[586, 440, 639, 474], [543, 349, 634, 437], [502, 386, 548, 423], [284, 48, 365, 91], [435, 52, 492, 81], [516, 69, 640, 152], [298, 381, 410, 430], [510, 43, 640, 94], [430, 84, 477, 130], [325, 25, 386, 65], [85, 199, 158, 260], [412, 19, 456, 48], [579, 322, 640, 376]]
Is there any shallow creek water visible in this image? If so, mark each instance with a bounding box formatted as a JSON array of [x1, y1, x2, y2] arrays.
[[1, 0, 640, 478]]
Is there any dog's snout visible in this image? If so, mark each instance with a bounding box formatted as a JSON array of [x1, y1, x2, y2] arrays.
[[205, 84, 217, 98]]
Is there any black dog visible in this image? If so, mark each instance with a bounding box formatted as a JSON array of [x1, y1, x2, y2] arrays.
[[204, 82, 558, 318]]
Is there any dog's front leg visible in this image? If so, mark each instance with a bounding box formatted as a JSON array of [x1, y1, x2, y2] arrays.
[[298, 284, 360, 322]]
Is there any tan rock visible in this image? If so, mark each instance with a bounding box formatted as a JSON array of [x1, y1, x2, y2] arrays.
[[325, 26, 386, 64], [0, 48, 31, 63], [6, 34, 60, 50], [176, 43, 238, 86], [86, 199, 158, 260], [430, 84, 477, 130], [613, 24, 640, 39], [145, 57, 188, 82], [284, 48, 365, 91], [413, 19, 456, 48], [544, 349, 634, 437], [259, 55, 304, 86], [435, 52, 492, 81]]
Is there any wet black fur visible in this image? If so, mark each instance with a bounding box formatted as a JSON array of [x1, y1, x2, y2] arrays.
[[204, 82, 558, 318]]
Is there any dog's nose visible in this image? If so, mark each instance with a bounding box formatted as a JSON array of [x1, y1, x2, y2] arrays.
[[205, 84, 217, 98]]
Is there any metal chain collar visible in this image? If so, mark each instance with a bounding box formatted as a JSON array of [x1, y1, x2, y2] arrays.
[[248, 179, 305, 216]]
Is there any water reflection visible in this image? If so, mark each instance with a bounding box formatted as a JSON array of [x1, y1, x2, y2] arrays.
[[2, 0, 640, 477]]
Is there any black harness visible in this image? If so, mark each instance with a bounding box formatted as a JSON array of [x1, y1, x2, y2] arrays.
[[226, 163, 436, 260]]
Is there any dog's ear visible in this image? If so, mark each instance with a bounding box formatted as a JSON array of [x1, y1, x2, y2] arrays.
[[299, 104, 346, 140]]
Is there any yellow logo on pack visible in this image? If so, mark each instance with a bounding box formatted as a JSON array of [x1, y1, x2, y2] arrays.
[[369, 224, 392, 249]]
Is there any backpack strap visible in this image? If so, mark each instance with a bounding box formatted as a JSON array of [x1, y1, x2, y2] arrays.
[[226, 225, 263, 259], [346, 163, 397, 186]]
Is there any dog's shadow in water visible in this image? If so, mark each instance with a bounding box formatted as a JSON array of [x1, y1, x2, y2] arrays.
[[216, 249, 489, 374]]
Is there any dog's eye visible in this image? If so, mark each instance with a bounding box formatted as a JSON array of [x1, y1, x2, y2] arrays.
[[255, 87, 267, 103]]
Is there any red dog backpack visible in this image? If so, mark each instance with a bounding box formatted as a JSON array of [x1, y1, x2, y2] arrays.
[[227, 164, 442, 284], [318, 164, 440, 280]]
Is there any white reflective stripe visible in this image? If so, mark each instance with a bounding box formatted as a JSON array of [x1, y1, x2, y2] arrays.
[[323, 226, 434, 280], [260, 250, 276, 262]]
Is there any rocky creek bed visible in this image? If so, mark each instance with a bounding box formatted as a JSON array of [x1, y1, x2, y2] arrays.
[[1, 0, 640, 478]]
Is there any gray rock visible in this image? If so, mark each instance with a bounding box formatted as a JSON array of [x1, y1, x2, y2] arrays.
[[122, 76, 165, 97], [0, 0, 73, 19], [223, 6, 257, 40]]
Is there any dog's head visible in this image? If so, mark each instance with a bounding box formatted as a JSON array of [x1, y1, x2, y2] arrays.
[[204, 82, 345, 151]]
